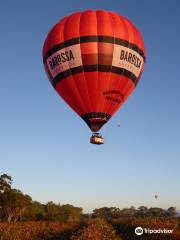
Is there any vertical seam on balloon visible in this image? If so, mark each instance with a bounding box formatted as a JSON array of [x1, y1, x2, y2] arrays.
[[103, 12, 118, 116], [70, 12, 87, 114], [111, 15, 130, 114], [95, 10, 99, 116], [80, 12, 93, 114], [127, 18, 140, 87], [121, 18, 135, 97], [136, 28, 145, 86], [64, 14, 86, 114], [57, 17, 68, 87]]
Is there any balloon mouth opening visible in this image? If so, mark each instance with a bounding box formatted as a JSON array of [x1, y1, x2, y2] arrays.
[[81, 112, 111, 132], [88, 119, 107, 132]]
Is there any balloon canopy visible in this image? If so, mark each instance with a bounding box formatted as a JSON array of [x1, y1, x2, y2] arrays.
[[42, 10, 146, 137]]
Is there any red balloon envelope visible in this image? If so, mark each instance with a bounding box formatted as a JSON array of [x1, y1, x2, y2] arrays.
[[42, 10, 146, 143]]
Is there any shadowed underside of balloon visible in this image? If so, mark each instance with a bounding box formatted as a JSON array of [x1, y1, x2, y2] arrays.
[[81, 112, 111, 132]]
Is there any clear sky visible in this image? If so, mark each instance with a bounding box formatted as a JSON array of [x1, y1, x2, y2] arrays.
[[0, 0, 180, 213]]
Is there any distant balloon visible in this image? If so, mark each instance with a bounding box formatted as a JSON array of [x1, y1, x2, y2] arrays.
[[42, 10, 146, 144]]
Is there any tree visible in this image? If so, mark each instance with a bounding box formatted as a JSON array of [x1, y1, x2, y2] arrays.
[[0, 174, 12, 193], [0, 174, 33, 222], [45, 201, 63, 221], [93, 207, 111, 220], [109, 207, 121, 219], [0, 189, 32, 222], [0, 174, 13, 221], [26, 201, 46, 221], [93, 207, 122, 221], [148, 208, 166, 217], [136, 206, 149, 217], [44, 202, 82, 222], [119, 206, 136, 217], [61, 204, 82, 222], [166, 207, 177, 217]]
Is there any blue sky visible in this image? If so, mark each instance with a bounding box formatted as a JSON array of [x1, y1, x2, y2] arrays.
[[0, 0, 180, 213]]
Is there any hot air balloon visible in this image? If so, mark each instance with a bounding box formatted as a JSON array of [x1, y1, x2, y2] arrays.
[[42, 10, 146, 144]]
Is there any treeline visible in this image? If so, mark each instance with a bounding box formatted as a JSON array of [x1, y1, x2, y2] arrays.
[[0, 174, 82, 222], [0, 174, 178, 223], [92, 206, 177, 221]]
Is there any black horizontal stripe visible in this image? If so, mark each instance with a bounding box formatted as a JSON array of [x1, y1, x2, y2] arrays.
[[81, 112, 111, 122], [83, 65, 97, 72], [82, 65, 112, 72], [52, 66, 83, 88], [80, 35, 98, 42], [51, 65, 138, 89], [111, 66, 137, 83], [43, 35, 145, 63]]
